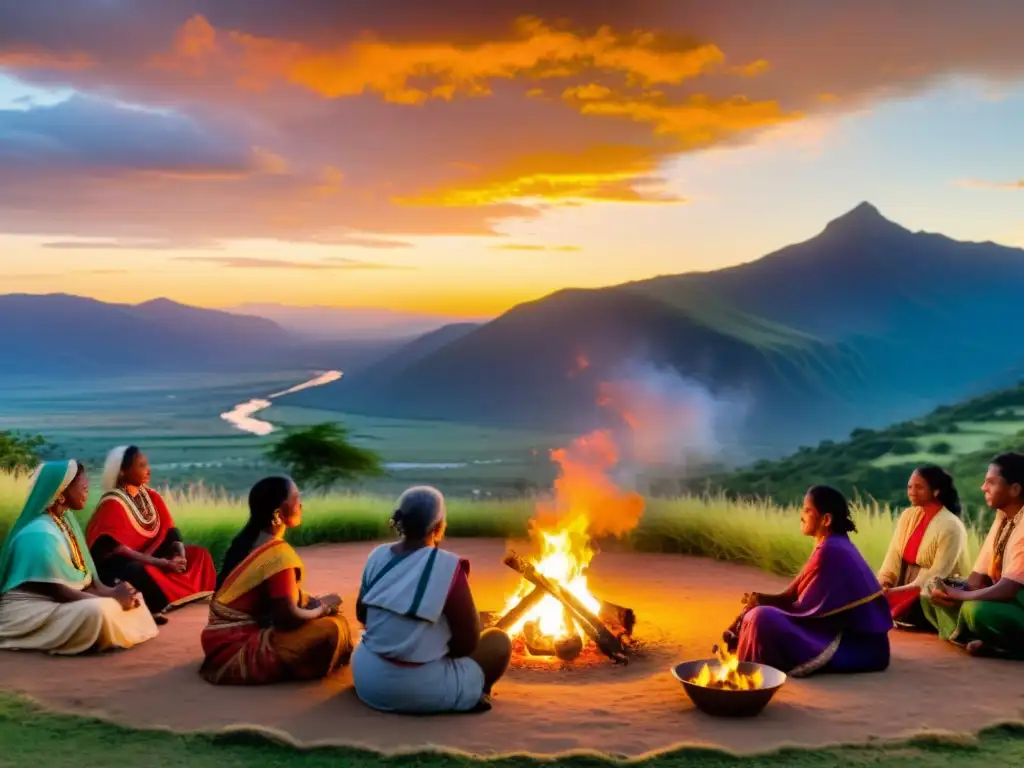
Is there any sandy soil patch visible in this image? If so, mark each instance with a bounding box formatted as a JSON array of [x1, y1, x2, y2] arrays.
[[1, 539, 1022, 757]]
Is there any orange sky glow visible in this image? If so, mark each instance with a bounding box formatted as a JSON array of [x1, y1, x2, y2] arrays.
[[1, 2, 1022, 316]]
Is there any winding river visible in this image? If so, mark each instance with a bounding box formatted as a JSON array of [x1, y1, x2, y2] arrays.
[[218, 369, 505, 472], [220, 370, 341, 436]]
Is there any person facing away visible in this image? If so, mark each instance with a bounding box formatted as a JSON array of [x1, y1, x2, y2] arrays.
[[921, 451, 1024, 658], [199, 476, 353, 685], [723, 484, 893, 677], [878, 465, 971, 628], [352, 486, 513, 714], [85, 446, 216, 624], [0, 460, 159, 654]]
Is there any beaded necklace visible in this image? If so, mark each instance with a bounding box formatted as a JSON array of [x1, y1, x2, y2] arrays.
[[48, 510, 86, 572], [110, 486, 159, 534]]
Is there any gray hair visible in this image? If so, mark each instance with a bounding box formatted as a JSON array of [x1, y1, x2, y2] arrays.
[[391, 485, 446, 540]]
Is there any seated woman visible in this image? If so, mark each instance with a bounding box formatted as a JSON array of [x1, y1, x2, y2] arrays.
[[921, 452, 1024, 658], [85, 446, 216, 623], [877, 465, 971, 628], [723, 485, 892, 677], [199, 476, 353, 684], [352, 486, 513, 714], [0, 460, 159, 654]]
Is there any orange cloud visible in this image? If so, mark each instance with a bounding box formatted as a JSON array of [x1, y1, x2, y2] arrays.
[[252, 147, 289, 175], [564, 91, 800, 147], [312, 166, 345, 197], [0, 48, 94, 70], [729, 59, 771, 77], [175, 256, 413, 270], [955, 178, 1024, 191], [125, 146, 289, 182], [491, 243, 581, 252], [150, 15, 217, 75], [153, 15, 734, 107], [397, 144, 683, 207]]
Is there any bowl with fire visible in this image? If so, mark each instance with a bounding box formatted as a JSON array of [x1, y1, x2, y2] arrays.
[[672, 646, 786, 718]]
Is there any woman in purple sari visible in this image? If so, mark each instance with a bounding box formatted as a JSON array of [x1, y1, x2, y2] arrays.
[[723, 485, 893, 677]]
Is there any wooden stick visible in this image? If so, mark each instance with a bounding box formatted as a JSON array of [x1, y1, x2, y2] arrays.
[[598, 600, 636, 637], [503, 552, 629, 663], [495, 587, 545, 632]]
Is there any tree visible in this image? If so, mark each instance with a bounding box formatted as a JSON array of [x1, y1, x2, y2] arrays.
[[0, 431, 48, 474], [264, 423, 385, 491]]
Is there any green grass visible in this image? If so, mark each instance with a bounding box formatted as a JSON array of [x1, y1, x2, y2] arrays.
[[0, 473, 984, 577], [0, 372, 572, 496], [0, 691, 1022, 767]]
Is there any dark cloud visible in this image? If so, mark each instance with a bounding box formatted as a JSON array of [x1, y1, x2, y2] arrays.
[[0, 95, 255, 175]]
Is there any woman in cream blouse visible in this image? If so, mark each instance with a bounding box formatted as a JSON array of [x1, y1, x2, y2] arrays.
[[878, 464, 971, 627]]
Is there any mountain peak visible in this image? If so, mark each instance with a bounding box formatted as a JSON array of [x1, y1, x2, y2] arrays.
[[819, 204, 909, 243], [822, 202, 902, 237]]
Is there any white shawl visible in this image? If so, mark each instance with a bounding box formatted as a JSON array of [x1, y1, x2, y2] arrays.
[[359, 544, 461, 623]]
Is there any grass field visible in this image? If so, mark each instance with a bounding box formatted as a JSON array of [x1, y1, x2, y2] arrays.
[[0, 372, 573, 497], [0, 692, 1021, 767], [0, 471, 984, 577]]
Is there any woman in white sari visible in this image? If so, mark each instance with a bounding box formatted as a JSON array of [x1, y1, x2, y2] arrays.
[[352, 486, 512, 713], [0, 460, 159, 654]]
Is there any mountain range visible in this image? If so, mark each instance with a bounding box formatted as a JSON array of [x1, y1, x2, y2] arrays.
[[0, 294, 410, 375], [281, 203, 1024, 458], [4, 202, 1023, 460]]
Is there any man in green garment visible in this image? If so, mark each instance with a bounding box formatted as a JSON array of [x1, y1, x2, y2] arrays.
[[921, 452, 1024, 658]]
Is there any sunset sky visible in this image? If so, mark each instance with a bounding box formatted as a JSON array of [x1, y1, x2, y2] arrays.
[[1, 1, 1022, 317]]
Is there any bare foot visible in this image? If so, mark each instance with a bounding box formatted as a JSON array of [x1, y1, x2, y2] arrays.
[[966, 640, 1007, 658]]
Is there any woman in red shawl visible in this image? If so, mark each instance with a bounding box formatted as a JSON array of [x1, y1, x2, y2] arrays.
[[85, 446, 215, 623]]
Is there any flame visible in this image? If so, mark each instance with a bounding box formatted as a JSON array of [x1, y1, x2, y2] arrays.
[[690, 647, 763, 690], [501, 426, 644, 651], [502, 513, 600, 639]]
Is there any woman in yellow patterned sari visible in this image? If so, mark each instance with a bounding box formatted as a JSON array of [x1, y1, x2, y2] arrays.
[[198, 476, 354, 684]]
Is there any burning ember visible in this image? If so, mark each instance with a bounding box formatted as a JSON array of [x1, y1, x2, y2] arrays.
[[485, 429, 644, 665], [690, 646, 764, 691]]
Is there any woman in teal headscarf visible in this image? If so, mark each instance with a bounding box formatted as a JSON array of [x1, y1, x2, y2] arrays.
[[0, 460, 159, 654]]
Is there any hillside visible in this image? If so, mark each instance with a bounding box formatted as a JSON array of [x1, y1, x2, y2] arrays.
[[629, 202, 1024, 406], [0, 294, 399, 375], [698, 381, 1024, 517], [286, 322, 480, 411], [284, 203, 1024, 456]]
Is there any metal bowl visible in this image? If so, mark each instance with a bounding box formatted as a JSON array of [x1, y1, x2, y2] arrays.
[[671, 659, 786, 718]]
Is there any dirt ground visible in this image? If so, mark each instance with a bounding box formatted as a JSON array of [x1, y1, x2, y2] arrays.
[[1, 539, 1022, 758]]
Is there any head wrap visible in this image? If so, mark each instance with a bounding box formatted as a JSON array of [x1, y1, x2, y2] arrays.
[[102, 445, 131, 491]]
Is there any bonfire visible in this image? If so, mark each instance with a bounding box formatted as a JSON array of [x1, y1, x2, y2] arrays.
[[484, 429, 644, 664]]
